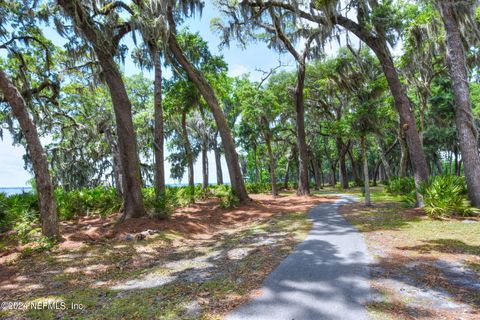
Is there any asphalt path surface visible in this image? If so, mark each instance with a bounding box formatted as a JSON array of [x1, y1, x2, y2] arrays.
[[226, 195, 372, 320]]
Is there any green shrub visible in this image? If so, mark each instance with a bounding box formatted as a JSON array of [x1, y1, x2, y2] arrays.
[[55, 187, 121, 219], [212, 185, 239, 208], [420, 175, 471, 217], [385, 177, 416, 196], [246, 182, 271, 194]]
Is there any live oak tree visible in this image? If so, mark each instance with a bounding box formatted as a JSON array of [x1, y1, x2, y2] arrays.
[[57, 0, 147, 219], [0, 2, 59, 238], [241, 0, 431, 206]]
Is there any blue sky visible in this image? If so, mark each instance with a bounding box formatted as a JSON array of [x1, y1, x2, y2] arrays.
[[0, 1, 295, 187]]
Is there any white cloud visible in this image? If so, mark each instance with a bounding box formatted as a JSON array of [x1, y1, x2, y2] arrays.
[[228, 64, 250, 77]]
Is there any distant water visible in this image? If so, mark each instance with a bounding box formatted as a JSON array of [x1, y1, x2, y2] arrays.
[[0, 187, 33, 196]]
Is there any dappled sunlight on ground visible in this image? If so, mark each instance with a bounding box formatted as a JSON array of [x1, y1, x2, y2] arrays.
[[0, 193, 330, 319]]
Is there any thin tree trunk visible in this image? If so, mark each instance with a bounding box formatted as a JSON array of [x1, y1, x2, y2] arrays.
[[361, 136, 371, 206], [58, 1, 146, 219], [438, 0, 480, 207], [262, 120, 278, 196], [376, 135, 393, 180], [336, 138, 349, 189], [334, 17, 429, 206], [0, 69, 59, 239], [347, 147, 360, 185], [330, 164, 337, 186], [398, 126, 409, 178], [166, 7, 249, 202], [181, 111, 194, 188], [284, 155, 291, 189], [213, 133, 223, 185], [312, 155, 322, 190], [202, 138, 208, 190], [151, 46, 166, 205]]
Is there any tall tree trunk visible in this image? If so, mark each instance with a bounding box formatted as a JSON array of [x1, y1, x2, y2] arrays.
[[398, 126, 409, 178], [371, 43, 428, 206], [347, 147, 360, 185], [0, 69, 59, 239], [151, 46, 166, 205], [284, 154, 291, 189], [361, 136, 371, 206], [295, 62, 310, 196], [201, 138, 209, 190], [58, 1, 146, 219], [213, 133, 223, 185], [334, 16, 429, 206], [181, 111, 194, 188], [438, 0, 480, 207], [166, 8, 249, 202], [262, 120, 278, 196], [312, 155, 323, 190], [376, 135, 393, 180], [330, 164, 337, 186], [336, 138, 349, 189]]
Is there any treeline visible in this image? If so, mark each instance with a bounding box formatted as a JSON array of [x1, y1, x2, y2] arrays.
[[0, 1, 479, 240]]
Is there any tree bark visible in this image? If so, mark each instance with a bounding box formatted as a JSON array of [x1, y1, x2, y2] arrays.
[[311, 155, 323, 190], [361, 136, 371, 206], [151, 46, 166, 205], [438, 0, 480, 207], [213, 133, 223, 185], [181, 110, 194, 188], [202, 137, 209, 190], [0, 69, 59, 239], [58, 1, 146, 218], [376, 135, 393, 180], [262, 119, 278, 196], [166, 7, 249, 202], [398, 126, 409, 178], [295, 63, 310, 195], [284, 155, 291, 189], [336, 138, 349, 189]]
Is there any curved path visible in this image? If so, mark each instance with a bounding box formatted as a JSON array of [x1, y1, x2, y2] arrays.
[[227, 195, 372, 320]]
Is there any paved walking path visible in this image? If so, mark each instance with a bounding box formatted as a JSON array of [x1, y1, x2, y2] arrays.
[[227, 195, 372, 320]]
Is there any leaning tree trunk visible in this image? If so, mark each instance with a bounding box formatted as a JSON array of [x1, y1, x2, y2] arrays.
[[151, 46, 166, 205], [213, 134, 223, 185], [262, 120, 278, 196], [334, 17, 429, 206], [361, 136, 371, 206], [0, 69, 59, 239], [295, 62, 310, 195], [376, 135, 393, 180], [181, 111, 194, 189], [371, 42, 428, 206], [398, 126, 409, 178], [166, 8, 249, 202], [438, 0, 480, 207], [58, 0, 146, 219]]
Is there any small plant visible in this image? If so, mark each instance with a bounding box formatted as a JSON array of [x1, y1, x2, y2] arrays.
[[420, 175, 470, 217], [213, 185, 240, 208], [385, 177, 416, 196]]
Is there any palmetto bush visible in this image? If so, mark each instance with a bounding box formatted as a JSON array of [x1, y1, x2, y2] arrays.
[[419, 175, 471, 217]]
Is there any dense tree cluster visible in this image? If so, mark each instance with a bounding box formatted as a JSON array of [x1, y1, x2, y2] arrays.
[[0, 0, 479, 239]]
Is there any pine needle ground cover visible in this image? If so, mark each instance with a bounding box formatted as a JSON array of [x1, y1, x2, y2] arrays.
[[0, 194, 335, 320], [339, 187, 480, 320]]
